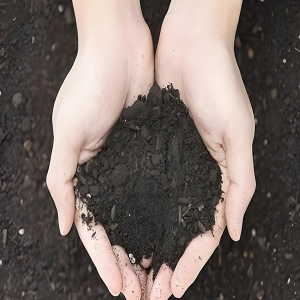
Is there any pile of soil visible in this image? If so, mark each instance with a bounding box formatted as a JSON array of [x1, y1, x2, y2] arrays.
[[74, 84, 222, 275]]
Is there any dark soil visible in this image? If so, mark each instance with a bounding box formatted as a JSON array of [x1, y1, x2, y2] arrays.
[[74, 84, 222, 276], [1, 1, 300, 300]]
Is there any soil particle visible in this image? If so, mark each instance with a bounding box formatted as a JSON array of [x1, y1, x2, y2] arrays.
[[110, 164, 129, 187], [74, 84, 222, 276], [21, 116, 31, 133], [23, 140, 33, 152], [89, 185, 100, 197], [12, 92, 23, 108], [2, 229, 8, 245], [270, 88, 278, 100], [64, 6, 75, 25]]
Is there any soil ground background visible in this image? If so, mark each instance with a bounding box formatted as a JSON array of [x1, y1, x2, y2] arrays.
[[0, 0, 300, 299]]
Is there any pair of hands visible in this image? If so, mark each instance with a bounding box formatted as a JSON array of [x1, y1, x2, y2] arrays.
[[47, 1, 255, 299]]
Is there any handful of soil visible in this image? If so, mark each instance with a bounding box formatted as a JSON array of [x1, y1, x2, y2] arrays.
[[74, 84, 222, 276]]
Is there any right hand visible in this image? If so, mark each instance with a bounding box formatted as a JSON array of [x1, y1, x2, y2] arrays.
[[46, 3, 154, 298]]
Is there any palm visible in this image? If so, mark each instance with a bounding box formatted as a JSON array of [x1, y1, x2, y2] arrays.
[[53, 56, 135, 165]]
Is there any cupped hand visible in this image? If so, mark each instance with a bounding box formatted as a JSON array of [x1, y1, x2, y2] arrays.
[[46, 6, 154, 298], [150, 2, 256, 298]]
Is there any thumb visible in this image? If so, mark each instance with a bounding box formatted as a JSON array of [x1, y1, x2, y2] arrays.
[[224, 115, 256, 241], [47, 123, 81, 236]]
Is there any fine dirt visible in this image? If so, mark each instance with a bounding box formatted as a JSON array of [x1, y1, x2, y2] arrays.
[[74, 84, 222, 276], [0, 1, 300, 300]]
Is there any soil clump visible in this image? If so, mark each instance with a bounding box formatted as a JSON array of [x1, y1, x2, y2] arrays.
[[74, 84, 222, 276]]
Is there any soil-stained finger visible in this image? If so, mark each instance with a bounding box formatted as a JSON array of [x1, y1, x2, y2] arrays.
[[171, 200, 226, 298], [150, 264, 172, 300], [146, 269, 154, 300], [47, 108, 85, 236], [112, 245, 142, 300], [132, 264, 147, 300], [140, 254, 153, 269], [224, 111, 256, 241], [74, 203, 122, 296]]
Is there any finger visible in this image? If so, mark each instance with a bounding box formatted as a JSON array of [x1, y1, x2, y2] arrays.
[[146, 269, 154, 300], [112, 245, 142, 300], [132, 264, 147, 300], [171, 200, 226, 298], [47, 119, 82, 235], [140, 254, 153, 269], [74, 204, 122, 296], [150, 264, 172, 300], [224, 114, 256, 241]]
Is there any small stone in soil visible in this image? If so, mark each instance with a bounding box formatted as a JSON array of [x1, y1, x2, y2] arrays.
[[21, 117, 31, 133], [64, 6, 75, 25], [23, 140, 33, 152], [110, 164, 129, 187], [178, 197, 191, 205], [12, 92, 23, 108], [180, 219, 187, 228], [2, 229, 7, 245], [89, 185, 100, 197], [111, 205, 116, 222], [128, 253, 136, 264], [73, 178, 78, 187], [178, 237, 186, 247], [109, 223, 118, 231], [58, 4, 64, 13], [197, 221, 206, 233], [198, 204, 204, 212]]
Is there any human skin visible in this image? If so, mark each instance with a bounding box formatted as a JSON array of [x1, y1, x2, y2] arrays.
[[47, 0, 255, 299], [150, 0, 256, 298], [46, 1, 154, 299]]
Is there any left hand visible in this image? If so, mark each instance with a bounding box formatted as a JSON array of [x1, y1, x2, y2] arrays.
[[46, 1, 154, 297], [148, 1, 256, 298]]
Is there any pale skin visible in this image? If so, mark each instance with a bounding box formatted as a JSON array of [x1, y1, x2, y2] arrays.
[[47, 0, 255, 299], [47, 1, 154, 298]]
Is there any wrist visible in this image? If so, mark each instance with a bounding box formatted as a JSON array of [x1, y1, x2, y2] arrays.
[[72, 0, 144, 50], [167, 0, 242, 49]]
